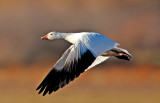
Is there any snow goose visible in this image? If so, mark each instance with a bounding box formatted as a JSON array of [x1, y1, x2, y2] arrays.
[[36, 31, 131, 96]]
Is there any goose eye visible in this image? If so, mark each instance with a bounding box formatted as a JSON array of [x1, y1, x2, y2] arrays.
[[50, 34, 52, 35]]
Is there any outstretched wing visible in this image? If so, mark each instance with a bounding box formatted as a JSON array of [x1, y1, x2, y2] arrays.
[[36, 43, 96, 96]]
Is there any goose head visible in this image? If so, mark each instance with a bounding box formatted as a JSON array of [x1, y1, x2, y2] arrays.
[[41, 32, 58, 40]]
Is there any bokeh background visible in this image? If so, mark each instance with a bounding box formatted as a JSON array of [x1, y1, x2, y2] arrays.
[[0, 0, 160, 103]]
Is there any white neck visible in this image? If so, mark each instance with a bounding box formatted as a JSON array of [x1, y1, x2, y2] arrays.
[[54, 32, 72, 39]]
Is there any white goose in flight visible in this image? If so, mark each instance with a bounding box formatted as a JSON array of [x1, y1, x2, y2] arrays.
[[36, 31, 131, 96]]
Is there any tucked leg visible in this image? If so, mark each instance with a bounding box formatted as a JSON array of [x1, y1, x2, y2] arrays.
[[101, 48, 131, 61]]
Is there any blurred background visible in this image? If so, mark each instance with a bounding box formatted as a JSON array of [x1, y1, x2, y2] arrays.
[[0, 0, 160, 103]]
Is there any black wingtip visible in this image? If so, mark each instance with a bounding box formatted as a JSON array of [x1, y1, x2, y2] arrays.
[[43, 92, 47, 96], [38, 89, 43, 94], [48, 91, 52, 95], [36, 49, 96, 96], [36, 86, 40, 91], [38, 86, 46, 94]]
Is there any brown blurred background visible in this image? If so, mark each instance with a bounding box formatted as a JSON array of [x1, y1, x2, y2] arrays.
[[0, 0, 160, 103]]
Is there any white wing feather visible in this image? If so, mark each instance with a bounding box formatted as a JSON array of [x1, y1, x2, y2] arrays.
[[86, 56, 109, 71]]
